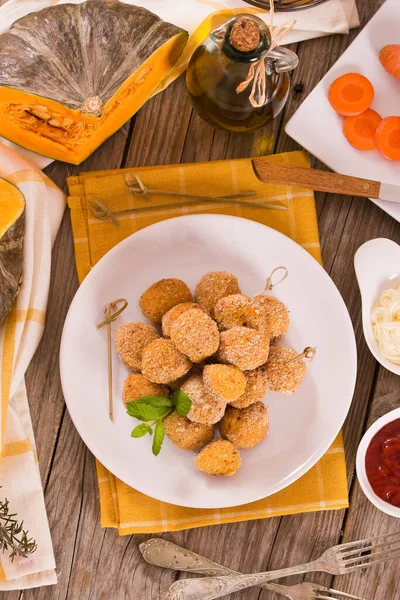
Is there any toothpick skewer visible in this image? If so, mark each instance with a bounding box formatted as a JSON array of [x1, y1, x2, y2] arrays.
[[287, 346, 318, 365], [96, 298, 128, 422], [106, 304, 113, 421], [239, 266, 289, 319]]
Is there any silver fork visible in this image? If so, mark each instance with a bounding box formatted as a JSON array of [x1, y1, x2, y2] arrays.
[[166, 531, 400, 600], [139, 539, 366, 600]]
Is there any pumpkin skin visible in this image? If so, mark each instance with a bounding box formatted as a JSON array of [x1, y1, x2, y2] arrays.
[[0, 179, 25, 325], [0, 1, 188, 164]]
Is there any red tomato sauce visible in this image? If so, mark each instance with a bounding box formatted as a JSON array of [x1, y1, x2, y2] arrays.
[[365, 418, 400, 508]]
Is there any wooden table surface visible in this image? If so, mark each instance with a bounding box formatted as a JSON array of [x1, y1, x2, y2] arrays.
[[3, 1, 400, 599]]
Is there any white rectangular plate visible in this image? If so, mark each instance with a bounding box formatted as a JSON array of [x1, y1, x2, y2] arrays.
[[285, 0, 400, 222]]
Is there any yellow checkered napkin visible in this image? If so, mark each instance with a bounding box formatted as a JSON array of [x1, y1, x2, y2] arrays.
[[67, 151, 348, 535]]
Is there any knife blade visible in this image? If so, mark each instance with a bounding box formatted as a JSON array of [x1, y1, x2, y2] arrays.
[[378, 183, 400, 204]]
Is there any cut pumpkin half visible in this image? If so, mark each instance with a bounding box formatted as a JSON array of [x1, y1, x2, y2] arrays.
[[0, 1, 188, 164], [0, 179, 25, 324]]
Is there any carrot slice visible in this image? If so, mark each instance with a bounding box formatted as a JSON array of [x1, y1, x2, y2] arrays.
[[328, 73, 374, 116], [343, 109, 382, 151], [376, 117, 400, 161], [380, 45, 400, 81]]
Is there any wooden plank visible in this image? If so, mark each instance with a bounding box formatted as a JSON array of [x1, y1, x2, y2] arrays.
[[124, 78, 193, 167]]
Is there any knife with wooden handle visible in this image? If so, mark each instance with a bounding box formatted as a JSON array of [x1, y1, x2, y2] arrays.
[[252, 159, 400, 204]]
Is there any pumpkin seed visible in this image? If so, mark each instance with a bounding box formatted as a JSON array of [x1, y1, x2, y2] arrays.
[[29, 105, 52, 121], [48, 118, 64, 128]]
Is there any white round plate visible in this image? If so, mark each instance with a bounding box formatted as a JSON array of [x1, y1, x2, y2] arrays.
[[60, 214, 357, 509]]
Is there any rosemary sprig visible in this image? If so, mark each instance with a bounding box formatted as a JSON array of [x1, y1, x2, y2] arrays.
[[0, 493, 37, 561]]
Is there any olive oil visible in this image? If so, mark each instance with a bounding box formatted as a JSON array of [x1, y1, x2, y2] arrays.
[[186, 15, 295, 133]]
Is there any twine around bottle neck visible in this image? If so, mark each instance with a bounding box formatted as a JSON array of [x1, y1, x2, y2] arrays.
[[236, 0, 296, 108]]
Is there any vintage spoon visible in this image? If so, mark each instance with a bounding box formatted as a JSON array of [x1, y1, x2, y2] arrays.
[[354, 238, 400, 376]]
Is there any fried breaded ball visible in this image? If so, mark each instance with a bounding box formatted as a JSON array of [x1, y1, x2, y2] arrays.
[[115, 322, 159, 371], [214, 293, 268, 332], [220, 402, 269, 449], [122, 374, 169, 406], [168, 364, 204, 391], [181, 376, 226, 425], [229, 366, 268, 409], [203, 364, 246, 403], [170, 309, 219, 363], [162, 303, 208, 337], [195, 439, 241, 476], [141, 338, 192, 384], [139, 278, 192, 323], [254, 295, 290, 341], [265, 345, 306, 394], [195, 271, 240, 315], [214, 294, 251, 330], [217, 326, 270, 371], [164, 411, 214, 451]]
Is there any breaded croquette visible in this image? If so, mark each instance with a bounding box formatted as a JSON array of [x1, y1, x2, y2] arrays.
[[254, 295, 290, 341], [122, 374, 169, 406], [139, 278, 192, 323], [214, 293, 268, 332], [220, 402, 269, 449], [164, 412, 214, 451], [115, 322, 159, 371], [168, 363, 204, 391], [195, 271, 240, 315], [195, 439, 241, 476], [203, 364, 246, 403], [214, 294, 251, 330], [162, 302, 208, 337], [170, 309, 219, 363], [181, 376, 226, 425], [229, 366, 268, 409], [265, 345, 306, 394], [217, 326, 270, 371], [141, 338, 192, 384]]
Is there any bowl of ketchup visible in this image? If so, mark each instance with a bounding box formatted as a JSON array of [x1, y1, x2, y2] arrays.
[[357, 408, 400, 518]]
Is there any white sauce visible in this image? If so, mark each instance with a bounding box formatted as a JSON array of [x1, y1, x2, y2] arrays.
[[371, 285, 400, 365]]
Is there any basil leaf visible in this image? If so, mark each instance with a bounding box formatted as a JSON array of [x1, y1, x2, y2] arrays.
[[152, 421, 165, 456], [137, 396, 172, 409], [126, 401, 160, 422], [172, 390, 192, 416], [131, 423, 152, 438]]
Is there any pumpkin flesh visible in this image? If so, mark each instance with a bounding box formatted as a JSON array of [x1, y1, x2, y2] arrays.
[[0, 179, 25, 324], [0, 2, 188, 164]]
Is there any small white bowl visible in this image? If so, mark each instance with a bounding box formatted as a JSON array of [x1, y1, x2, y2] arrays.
[[356, 408, 400, 518], [354, 238, 400, 377]]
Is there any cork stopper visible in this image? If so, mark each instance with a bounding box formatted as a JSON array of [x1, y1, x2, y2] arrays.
[[229, 18, 261, 52]]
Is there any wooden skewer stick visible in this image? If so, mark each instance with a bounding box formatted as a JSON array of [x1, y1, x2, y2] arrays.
[[96, 298, 128, 422], [239, 266, 289, 319], [287, 346, 317, 365]]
